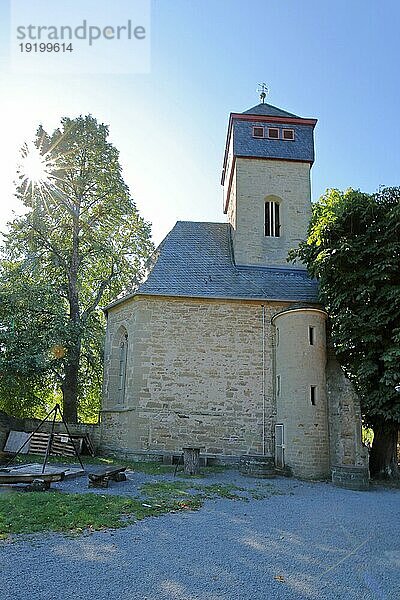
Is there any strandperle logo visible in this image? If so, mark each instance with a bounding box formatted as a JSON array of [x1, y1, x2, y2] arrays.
[[11, 0, 151, 74], [16, 20, 146, 46]]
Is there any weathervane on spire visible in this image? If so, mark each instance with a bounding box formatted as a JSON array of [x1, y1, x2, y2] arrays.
[[257, 83, 269, 104]]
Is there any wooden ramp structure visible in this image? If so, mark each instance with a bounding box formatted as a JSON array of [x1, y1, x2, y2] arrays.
[[2, 404, 85, 478], [4, 430, 94, 458]]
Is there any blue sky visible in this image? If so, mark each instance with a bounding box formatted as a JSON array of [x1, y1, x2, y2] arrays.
[[1, 0, 399, 244]]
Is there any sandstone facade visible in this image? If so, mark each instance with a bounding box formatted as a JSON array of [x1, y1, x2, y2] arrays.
[[227, 158, 312, 268], [102, 100, 367, 484], [102, 296, 286, 458]]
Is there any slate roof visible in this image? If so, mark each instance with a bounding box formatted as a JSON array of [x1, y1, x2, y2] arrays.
[[242, 103, 300, 119], [106, 222, 319, 310]]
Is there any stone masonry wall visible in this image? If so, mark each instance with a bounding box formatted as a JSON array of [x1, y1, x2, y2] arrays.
[[228, 158, 311, 267], [273, 308, 330, 479], [326, 348, 368, 468], [102, 296, 289, 458]]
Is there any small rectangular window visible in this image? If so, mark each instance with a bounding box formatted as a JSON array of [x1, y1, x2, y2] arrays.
[[277, 375, 281, 396], [276, 327, 280, 346], [253, 126, 264, 138], [282, 128, 295, 141], [309, 326, 315, 345], [310, 385, 317, 406], [268, 127, 279, 139]]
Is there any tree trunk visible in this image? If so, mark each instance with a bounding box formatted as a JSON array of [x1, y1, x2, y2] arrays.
[[369, 419, 399, 479], [61, 353, 80, 423], [62, 203, 82, 424], [183, 447, 201, 475]]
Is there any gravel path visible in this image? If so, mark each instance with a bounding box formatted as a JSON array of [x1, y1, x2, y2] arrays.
[[1, 469, 399, 600]]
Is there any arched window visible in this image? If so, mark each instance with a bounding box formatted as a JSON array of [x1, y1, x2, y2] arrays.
[[118, 333, 128, 404], [265, 198, 280, 237], [118, 332, 128, 404], [108, 325, 129, 407]]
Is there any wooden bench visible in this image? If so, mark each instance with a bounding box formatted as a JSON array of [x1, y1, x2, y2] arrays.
[[87, 465, 127, 488]]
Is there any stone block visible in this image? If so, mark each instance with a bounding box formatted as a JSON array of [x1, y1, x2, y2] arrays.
[[331, 465, 370, 491], [239, 454, 276, 478]]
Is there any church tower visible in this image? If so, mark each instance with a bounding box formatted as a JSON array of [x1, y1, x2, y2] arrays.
[[221, 100, 317, 267]]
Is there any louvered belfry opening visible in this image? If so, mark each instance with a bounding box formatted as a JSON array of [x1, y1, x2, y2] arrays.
[[265, 200, 280, 237]]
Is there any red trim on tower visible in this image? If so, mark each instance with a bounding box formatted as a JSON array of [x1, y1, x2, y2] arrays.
[[221, 113, 317, 185], [230, 113, 318, 126]]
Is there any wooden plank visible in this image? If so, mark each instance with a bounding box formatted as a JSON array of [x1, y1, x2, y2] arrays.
[[28, 432, 84, 457], [0, 471, 65, 484], [51, 435, 82, 456], [29, 432, 49, 454], [83, 433, 95, 456]]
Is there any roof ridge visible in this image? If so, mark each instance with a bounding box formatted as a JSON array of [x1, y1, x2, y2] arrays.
[[175, 220, 226, 225], [242, 102, 300, 118]]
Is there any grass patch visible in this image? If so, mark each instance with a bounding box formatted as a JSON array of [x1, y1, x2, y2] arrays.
[[0, 492, 141, 536], [10, 454, 228, 476], [248, 482, 285, 499], [0, 488, 206, 537], [11, 453, 177, 474], [121, 460, 175, 475], [0, 460, 282, 538], [0, 481, 248, 537], [175, 465, 229, 478], [140, 480, 251, 506], [196, 483, 246, 499], [140, 481, 204, 512]]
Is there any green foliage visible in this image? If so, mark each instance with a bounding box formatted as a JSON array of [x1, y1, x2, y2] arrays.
[[0, 115, 154, 420], [362, 426, 374, 446], [0, 262, 66, 417], [289, 187, 400, 424]]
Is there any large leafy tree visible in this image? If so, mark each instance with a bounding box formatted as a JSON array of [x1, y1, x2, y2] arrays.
[[290, 187, 400, 477], [0, 115, 153, 422], [0, 261, 65, 418]]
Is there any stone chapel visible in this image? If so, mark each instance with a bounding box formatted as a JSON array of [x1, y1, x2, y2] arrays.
[[101, 100, 368, 485]]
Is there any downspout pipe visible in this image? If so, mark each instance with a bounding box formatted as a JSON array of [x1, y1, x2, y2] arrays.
[[262, 304, 266, 455]]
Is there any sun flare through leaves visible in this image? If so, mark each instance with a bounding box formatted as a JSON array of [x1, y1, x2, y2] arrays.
[[18, 142, 52, 189], [16, 135, 73, 209]]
